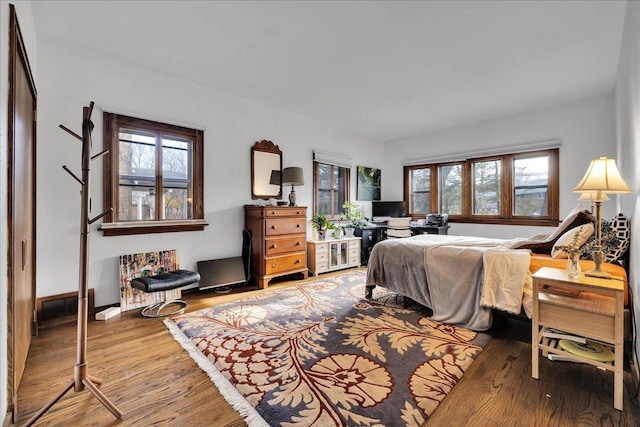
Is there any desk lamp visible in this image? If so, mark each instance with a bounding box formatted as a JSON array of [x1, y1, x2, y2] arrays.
[[282, 167, 304, 206]]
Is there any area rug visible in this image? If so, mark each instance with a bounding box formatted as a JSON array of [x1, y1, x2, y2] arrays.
[[164, 270, 490, 426]]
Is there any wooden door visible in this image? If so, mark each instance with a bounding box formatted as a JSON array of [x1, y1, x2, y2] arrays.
[[8, 4, 37, 417]]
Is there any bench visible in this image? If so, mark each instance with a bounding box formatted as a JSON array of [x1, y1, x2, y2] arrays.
[[130, 269, 200, 317]]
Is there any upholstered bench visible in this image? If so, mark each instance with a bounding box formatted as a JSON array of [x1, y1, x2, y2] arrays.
[[130, 269, 200, 317]]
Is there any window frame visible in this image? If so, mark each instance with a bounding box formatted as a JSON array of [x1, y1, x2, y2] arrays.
[[101, 112, 206, 236], [313, 161, 351, 218], [404, 148, 559, 226]]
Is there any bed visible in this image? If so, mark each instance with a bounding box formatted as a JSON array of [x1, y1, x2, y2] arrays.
[[364, 211, 629, 331]]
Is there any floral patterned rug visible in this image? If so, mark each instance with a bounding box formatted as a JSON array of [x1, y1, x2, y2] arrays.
[[165, 270, 490, 426]]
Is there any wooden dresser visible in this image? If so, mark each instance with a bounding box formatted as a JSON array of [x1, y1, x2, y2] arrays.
[[244, 205, 308, 288]]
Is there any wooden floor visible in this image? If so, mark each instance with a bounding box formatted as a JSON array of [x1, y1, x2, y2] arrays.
[[15, 269, 640, 426]]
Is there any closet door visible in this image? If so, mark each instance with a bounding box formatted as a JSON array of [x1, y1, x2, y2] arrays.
[[8, 5, 37, 417]]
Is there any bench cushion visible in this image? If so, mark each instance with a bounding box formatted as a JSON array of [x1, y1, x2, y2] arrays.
[[130, 269, 200, 293]]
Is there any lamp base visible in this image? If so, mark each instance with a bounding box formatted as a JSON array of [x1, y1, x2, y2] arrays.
[[288, 187, 297, 207], [584, 268, 612, 279]]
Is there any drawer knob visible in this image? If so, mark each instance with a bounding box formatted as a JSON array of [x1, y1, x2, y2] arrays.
[[295, 259, 301, 264], [272, 225, 277, 229], [296, 224, 301, 228], [272, 263, 277, 268], [296, 242, 301, 246], [272, 244, 277, 249]]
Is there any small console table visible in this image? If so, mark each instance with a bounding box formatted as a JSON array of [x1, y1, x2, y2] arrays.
[[307, 237, 361, 275], [531, 267, 624, 410]]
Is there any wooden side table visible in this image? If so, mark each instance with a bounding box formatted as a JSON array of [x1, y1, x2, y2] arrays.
[[531, 267, 625, 410]]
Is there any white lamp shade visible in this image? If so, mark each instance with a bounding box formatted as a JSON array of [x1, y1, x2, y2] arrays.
[[282, 167, 304, 186], [577, 191, 609, 202], [573, 157, 631, 194]]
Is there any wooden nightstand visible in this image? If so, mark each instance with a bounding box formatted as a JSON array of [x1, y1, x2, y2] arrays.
[[531, 267, 625, 410]]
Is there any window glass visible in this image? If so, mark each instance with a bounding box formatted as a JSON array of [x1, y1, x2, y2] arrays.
[[162, 137, 191, 220], [513, 155, 549, 216], [118, 130, 156, 221], [409, 167, 430, 214], [314, 162, 350, 217], [473, 159, 501, 215], [439, 164, 462, 215]]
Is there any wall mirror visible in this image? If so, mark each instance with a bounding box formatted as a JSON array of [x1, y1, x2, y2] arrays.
[[251, 140, 282, 199]]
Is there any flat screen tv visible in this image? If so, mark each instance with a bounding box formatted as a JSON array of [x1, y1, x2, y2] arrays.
[[372, 201, 407, 219], [197, 257, 247, 290]]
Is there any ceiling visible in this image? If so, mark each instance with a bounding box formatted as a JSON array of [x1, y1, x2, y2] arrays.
[[32, 1, 626, 142]]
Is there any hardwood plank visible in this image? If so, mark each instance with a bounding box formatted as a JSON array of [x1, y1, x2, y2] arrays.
[[16, 269, 640, 426]]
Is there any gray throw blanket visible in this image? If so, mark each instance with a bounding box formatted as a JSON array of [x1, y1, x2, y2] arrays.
[[366, 234, 526, 331]]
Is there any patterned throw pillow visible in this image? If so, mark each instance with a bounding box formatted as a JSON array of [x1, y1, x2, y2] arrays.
[[581, 213, 630, 264]]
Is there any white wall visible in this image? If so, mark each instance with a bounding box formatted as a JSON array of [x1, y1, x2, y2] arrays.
[[35, 36, 384, 307], [0, 0, 38, 420], [615, 0, 640, 372], [383, 94, 618, 239]]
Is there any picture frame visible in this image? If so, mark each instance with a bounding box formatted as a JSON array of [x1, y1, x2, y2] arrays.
[[357, 166, 381, 201]]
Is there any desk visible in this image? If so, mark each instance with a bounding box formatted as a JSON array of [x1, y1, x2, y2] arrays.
[[355, 224, 450, 265], [411, 225, 450, 235], [531, 267, 624, 410]]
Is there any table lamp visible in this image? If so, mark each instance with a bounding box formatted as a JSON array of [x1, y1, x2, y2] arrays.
[[282, 167, 304, 206], [573, 157, 631, 278]]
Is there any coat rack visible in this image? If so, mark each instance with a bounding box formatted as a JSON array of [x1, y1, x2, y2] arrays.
[[26, 102, 121, 425]]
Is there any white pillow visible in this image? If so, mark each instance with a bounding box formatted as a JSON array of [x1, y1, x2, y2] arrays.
[[551, 223, 594, 259]]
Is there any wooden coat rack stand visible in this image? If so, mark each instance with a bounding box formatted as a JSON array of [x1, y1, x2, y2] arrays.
[[26, 102, 121, 425]]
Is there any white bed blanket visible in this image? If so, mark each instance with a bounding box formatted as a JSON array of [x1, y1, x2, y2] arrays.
[[481, 248, 532, 316]]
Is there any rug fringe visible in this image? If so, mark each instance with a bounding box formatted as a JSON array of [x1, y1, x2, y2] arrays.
[[163, 318, 269, 427]]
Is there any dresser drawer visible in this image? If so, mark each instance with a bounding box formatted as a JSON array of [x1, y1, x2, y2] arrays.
[[264, 207, 306, 218], [265, 236, 305, 256], [265, 253, 306, 275], [265, 218, 306, 236]]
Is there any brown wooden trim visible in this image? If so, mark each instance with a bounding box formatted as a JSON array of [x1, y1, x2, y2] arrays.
[[101, 221, 208, 236]]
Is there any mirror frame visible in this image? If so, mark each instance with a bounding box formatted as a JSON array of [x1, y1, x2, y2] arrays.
[[251, 140, 283, 200]]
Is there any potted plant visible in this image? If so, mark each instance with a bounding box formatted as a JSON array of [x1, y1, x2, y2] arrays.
[[311, 213, 331, 240], [342, 202, 364, 236]]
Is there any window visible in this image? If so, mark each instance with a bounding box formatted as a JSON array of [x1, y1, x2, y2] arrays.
[[408, 167, 431, 214], [472, 159, 501, 215], [404, 149, 558, 226], [102, 113, 206, 236], [313, 161, 350, 217]]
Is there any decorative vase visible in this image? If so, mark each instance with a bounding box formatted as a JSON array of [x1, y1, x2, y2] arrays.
[[332, 228, 343, 239], [317, 229, 326, 240], [566, 253, 581, 279], [344, 227, 355, 237]]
